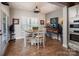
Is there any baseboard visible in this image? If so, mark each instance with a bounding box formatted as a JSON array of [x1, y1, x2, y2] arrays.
[[63, 43, 68, 48], [1, 42, 9, 56], [15, 37, 24, 39]]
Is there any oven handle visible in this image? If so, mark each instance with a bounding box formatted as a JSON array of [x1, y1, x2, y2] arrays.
[[74, 30, 79, 33]]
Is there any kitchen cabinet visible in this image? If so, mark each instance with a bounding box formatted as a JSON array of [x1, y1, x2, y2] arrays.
[[77, 5, 79, 16], [68, 5, 79, 18], [69, 5, 77, 18]]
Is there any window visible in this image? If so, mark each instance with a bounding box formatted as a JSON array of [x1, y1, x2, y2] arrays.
[[21, 17, 39, 34]]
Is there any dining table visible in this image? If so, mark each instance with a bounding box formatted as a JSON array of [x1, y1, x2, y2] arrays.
[[25, 28, 45, 46], [25, 29, 39, 45]]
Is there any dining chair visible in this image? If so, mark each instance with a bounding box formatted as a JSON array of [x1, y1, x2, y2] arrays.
[[34, 27, 46, 49], [24, 31, 32, 47]]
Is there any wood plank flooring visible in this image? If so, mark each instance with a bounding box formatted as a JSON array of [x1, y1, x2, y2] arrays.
[[4, 37, 79, 56]]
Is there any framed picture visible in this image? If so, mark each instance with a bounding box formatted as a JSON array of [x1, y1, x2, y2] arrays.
[[50, 17, 58, 24], [40, 20, 44, 25], [50, 17, 58, 29], [13, 18, 19, 24]]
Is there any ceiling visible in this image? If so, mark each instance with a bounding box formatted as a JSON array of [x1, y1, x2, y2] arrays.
[[9, 2, 63, 14]]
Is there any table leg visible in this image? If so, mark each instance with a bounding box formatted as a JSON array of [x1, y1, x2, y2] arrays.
[[24, 38, 26, 47]]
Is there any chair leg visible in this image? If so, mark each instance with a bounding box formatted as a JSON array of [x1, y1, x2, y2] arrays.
[[37, 43, 39, 49], [39, 39, 41, 46], [37, 39, 39, 49], [24, 38, 26, 47], [43, 39, 45, 48], [34, 39, 36, 46]]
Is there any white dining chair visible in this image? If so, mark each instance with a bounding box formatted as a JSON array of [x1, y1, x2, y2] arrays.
[[24, 31, 32, 47], [34, 28, 46, 49]]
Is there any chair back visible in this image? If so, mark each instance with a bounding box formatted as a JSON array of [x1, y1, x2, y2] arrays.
[[37, 27, 46, 38]]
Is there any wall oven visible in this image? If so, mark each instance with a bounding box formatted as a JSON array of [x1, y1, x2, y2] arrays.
[[69, 19, 79, 42], [69, 19, 79, 51], [70, 33, 79, 42]]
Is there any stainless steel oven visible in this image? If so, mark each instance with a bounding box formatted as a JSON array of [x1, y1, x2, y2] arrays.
[[69, 19, 79, 51], [70, 33, 79, 42], [69, 19, 79, 42]]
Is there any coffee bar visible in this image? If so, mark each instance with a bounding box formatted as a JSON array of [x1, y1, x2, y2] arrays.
[[46, 17, 61, 40]]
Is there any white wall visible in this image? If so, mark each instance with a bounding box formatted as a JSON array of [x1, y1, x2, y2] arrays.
[[63, 6, 68, 48], [10, 8, 45, 39], [0, 8, 1, 28], [0, 8, 2, 56], [46, 8, 63, 25], [0, 4, 9, 16]]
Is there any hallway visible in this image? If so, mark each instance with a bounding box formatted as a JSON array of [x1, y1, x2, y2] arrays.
[[4, 37, 78, 56]]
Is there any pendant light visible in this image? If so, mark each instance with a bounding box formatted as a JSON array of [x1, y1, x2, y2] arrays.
[[34, 3, 40, 13]]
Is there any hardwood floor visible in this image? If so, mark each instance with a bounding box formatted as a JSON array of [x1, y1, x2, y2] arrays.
[[4, 37, 79, 56]]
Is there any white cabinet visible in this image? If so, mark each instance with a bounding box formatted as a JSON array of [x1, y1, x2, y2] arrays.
[[69, 5, 77, 18], [77, 5, 79, 16], [68, 5, 79, 18]]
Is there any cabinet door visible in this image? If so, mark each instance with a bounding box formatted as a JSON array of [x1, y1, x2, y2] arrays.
[[76, 5, 79, 16], [69, 6, 77, 18]]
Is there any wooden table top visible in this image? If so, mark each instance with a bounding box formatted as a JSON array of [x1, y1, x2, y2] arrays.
[[25, 29, 44, 33]]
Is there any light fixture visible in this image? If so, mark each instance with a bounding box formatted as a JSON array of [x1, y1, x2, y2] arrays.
[[34, 4, 40, 13], [1, 2, 9, 6]]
